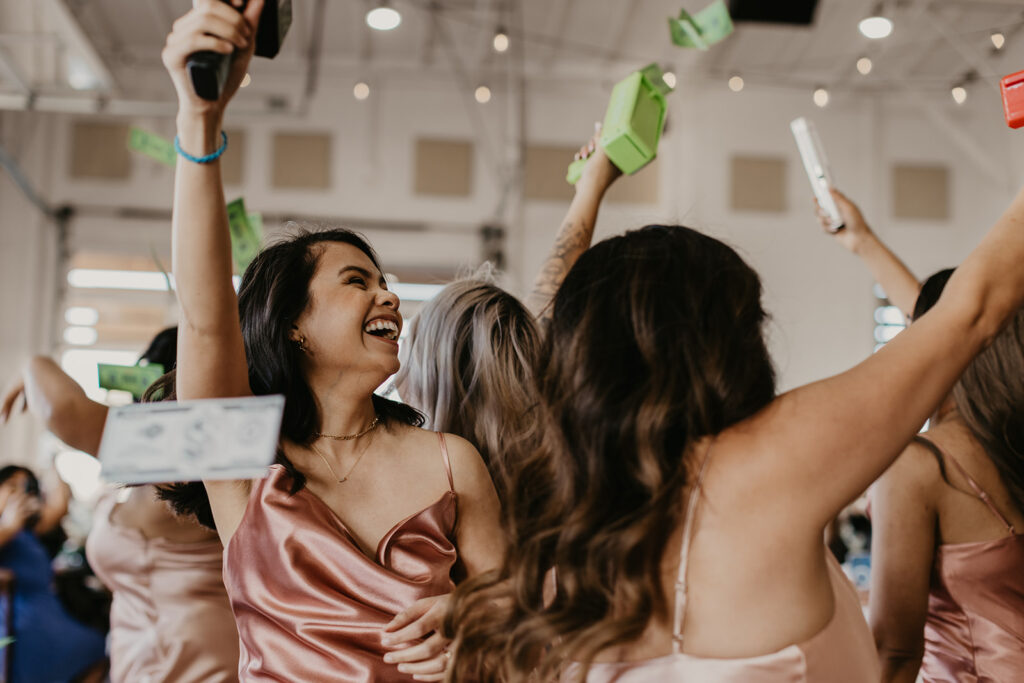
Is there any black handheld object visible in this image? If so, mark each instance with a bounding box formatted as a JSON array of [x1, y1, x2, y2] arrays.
[[186, 0, 293, 101]]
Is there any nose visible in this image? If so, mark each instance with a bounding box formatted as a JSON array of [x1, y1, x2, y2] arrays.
[[379, 287, 400, 310]]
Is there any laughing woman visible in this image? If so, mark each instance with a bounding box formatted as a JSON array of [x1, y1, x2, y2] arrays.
[[159, 1, 503, 681]]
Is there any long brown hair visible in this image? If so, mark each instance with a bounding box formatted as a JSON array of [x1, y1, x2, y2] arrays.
[[915, 269, 1024, 514], [446, 226, 776, 681], [394, 272, 540, 500]]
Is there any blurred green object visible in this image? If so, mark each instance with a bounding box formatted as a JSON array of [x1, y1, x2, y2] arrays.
[[97, 363, 165, 401], [128, 128, 176, 167], [669, 1, 734, 50], [226, 198, 263, 274], [566, 64, 673, 185]]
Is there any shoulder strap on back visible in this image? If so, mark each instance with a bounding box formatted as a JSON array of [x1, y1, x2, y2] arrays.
[[437, 432, 455, 492], [914, 435, 1016, 534], [672, 442, 715, 654]]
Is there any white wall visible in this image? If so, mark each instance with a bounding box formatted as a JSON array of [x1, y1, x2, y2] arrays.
[[3, 66, 1024, 467]]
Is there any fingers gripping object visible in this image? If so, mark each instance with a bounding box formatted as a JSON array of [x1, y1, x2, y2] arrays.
[[566, 64, 673, 185], [1001, 70, 1024, 129], [187, 0, 293, 101]]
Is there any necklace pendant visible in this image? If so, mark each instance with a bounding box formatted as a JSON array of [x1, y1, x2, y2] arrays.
[[338, 477, 348, 483]]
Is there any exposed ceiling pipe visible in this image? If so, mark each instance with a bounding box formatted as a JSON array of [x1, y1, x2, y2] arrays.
[[297, 0, 327, 115], [42, 0, 117, 92]]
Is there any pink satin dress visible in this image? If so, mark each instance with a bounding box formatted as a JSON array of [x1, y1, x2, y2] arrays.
[[914, 437, 1024, 682], [85, 491, 240, 683], [572, 448, 880, 682], [224, 433, 457, 682]]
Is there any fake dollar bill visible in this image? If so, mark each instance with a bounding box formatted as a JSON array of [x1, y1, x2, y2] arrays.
[[97, 363, 165, 402], [669, 1, 734, 50], [97, 395, 285, 483], [128, 127, 177, 167]]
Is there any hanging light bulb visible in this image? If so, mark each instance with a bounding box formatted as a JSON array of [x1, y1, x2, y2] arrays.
[[662, 71, 677, 88], [493, 28, 509, 53], [856, 57, 873, 75], [353, 82, 370, 100], [859, 4, 893, 40], [951, 86, 967, 105], [475, 85, 492, 104], [240, 73, 252, 88], [728, 75, 744, 92], [813, 87, 830, 108], [991, 33, 1005, 50], [366, 3, 401, 31]]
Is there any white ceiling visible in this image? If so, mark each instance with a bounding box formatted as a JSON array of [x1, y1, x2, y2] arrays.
[[0, 0, 1022, 112]]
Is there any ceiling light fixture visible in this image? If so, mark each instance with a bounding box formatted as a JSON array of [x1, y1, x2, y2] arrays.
[[951, 85, 967, 105], [493, 29, 509, 53], [353, 82, 370, 100], [859, 4, 893, 40], [64, 306, 99, 326], [991, 33, 1005, 50], [63, 327, 98, 346], [240, 73, 252, 88], [366, 3, 401, 31], [856, 57, 873, 75], [728, 75, 744, 92], [813, 87, 830, 108], [475, 85, 492, 103], [662, 71, 677, 88]]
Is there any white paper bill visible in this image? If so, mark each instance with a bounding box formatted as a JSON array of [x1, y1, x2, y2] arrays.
[[97, 395, 285, 483], [790, 117, 844, 233]]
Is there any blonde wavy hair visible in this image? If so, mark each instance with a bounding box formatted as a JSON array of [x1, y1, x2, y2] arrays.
[[394, 269, 541, 499]]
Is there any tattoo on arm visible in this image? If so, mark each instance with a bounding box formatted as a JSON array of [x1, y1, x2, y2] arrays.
[[528, 218, 595, 321]]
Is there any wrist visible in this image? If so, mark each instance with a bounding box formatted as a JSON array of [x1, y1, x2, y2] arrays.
[[176, 111, 224, 151], [850, 227, 879, 257]]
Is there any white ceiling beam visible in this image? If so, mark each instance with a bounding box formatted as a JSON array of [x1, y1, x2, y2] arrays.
[[42, 0, 117, 92]]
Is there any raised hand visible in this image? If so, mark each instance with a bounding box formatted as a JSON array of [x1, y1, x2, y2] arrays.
[[381, 594, 451, 682], [161, 0, 263, 117], [815, 188, 874, 254], [573, 123, 623, 197]]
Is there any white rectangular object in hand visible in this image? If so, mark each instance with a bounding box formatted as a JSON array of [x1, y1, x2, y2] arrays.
[[97, 395, 285, 483], [790, 117, 844, 233]]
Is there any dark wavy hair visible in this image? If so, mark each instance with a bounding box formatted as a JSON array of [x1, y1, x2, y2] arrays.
[[447, 225, 776, 681], [0, 466, 42, 530], [159, 227, 423, 529], [913, 268, 1024, 514]]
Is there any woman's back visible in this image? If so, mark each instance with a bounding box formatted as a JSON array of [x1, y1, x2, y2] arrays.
[[913, 425, 1024, 682]]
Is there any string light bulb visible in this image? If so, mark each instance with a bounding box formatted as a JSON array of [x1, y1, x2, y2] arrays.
[[856, 57, 873, 75], [813, 87, 830, 108], [859, 4, 893, 40], [366, 3, 401, 31], [728, 75, 744, 92], [662, 71, 677, 88], [991, 33, 1005, 50], [475, 85, 492, 103], [951, 86, 967, 105], [493, 29, 509, 53], [353, 82, 370, 100]]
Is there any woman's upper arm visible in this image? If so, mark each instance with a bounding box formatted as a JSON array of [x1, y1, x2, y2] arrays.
[[869, 443, 937, 681], [445, 434, 505, 578]]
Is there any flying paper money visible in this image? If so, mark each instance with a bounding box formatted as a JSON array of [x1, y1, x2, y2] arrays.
[[128, 127, 177, 167], [97, 395, 285, 483], [669, 1, 734, 50], [226, 198, 263, 274], [98, 363, 165, 402]]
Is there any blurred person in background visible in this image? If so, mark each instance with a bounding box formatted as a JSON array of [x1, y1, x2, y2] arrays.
[[1, 327, 240, 683]]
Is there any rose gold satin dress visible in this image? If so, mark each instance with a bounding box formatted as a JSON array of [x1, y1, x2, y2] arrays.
[[224, 433, 457, 682], [85, 492, 240, 683], [571, 447, 881, 682], [915, 437, 1024, 683]]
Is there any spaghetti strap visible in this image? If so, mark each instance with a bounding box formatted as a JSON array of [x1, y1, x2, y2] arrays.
[[437, 432, 455, 492], [672, 442, 715, 654], [914, 435, 1016, 534]]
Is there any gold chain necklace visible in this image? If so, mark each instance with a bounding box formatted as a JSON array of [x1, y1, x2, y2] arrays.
[[314, 415, 381, 441], [310, 416, 381, 483]]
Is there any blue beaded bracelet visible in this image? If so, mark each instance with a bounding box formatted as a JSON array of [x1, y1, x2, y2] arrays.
[[174, 131, 228, 164]]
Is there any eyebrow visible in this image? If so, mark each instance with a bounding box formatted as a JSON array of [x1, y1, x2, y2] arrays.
[[338, 265, 388, 288]]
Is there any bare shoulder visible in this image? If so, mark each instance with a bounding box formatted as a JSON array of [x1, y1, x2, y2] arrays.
[[882, 437, 943, 492], [440, 432, 492, 492]]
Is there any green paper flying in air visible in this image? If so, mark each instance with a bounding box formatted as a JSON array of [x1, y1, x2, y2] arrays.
[[669, 0, 734, 50], [128, 128, 177, 167], [226, 198, 263, 274], [98, 363, 165, 401]]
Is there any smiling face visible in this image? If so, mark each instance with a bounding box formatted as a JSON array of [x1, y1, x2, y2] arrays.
[[291, 242, 403, 388]]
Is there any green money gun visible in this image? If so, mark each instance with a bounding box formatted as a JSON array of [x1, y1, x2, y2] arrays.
[[566, 64, 673, 185]]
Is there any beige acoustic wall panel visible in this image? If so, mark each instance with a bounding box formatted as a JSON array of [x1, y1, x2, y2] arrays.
[[524, 145, 576, 202], [272, 132, 332, 189], [414, 138, 473, 196], [892, 164, 949, 220], [221, 128, 246, 186], [70, 121, 132, 180], [730, 156, 787, 213]]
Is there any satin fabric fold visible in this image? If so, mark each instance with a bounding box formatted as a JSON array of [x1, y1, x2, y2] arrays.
[[921, 534, 1024, 682], [225, 464, 457, 682], [86, 492, 239, 683]]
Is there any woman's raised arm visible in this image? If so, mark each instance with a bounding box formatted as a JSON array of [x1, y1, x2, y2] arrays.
[[731, 180, 1024, 532]]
